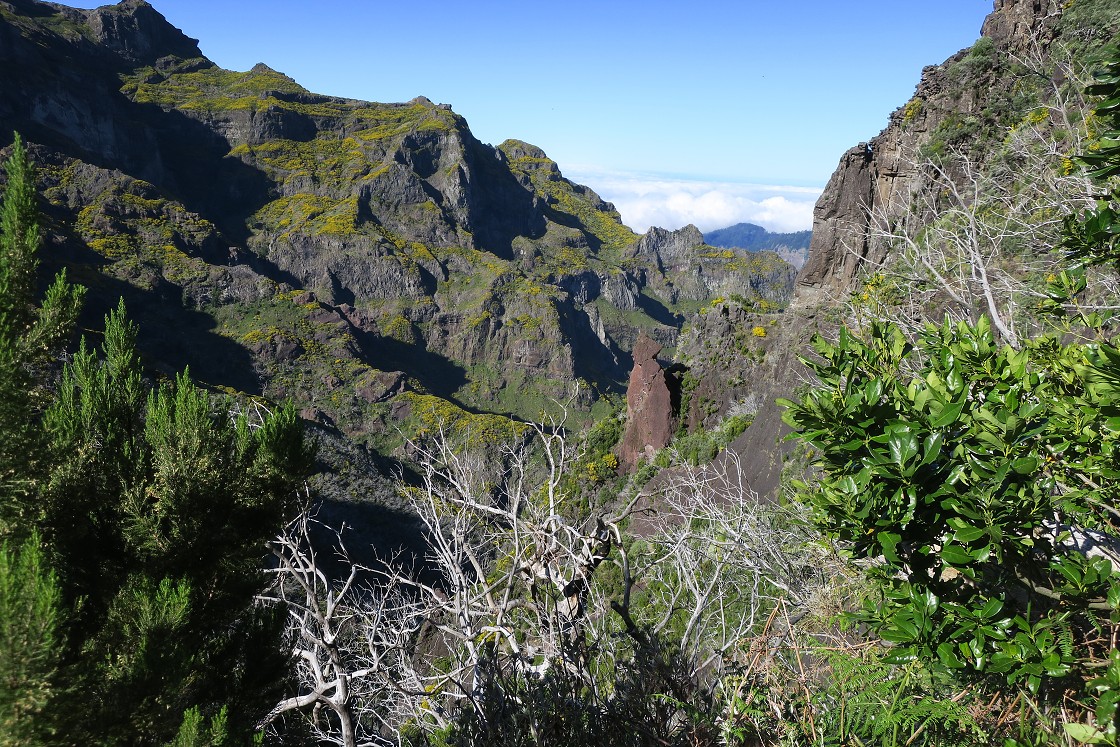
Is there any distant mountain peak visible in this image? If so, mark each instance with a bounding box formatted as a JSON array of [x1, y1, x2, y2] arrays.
[[704, 222, 811, 268]]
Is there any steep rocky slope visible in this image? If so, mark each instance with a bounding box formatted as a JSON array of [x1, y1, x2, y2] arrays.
[[796, 0, 1119, 305], [718, 0, 1120, 500], [0, 0, 796, 456]]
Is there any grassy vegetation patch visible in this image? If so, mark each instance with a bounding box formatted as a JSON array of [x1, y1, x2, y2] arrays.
[[395, 391, 528, 447], [253, 193, 360, 238]]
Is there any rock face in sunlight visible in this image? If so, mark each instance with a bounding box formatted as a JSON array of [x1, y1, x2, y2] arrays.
[[84, 0, 202, 63], [795, 0, 1065, 305], [627, 225, 795, 306], [0, 0, 796, 450], [721, 0, 1120, 500], [981, 0, 1063, 51], [619, 333, 675, 471]]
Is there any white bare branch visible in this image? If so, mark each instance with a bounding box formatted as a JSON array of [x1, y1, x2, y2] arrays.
[[858, 45, 1106, 345]]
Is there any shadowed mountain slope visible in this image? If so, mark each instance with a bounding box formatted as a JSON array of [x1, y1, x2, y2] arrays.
[[0, 0, 796, 458]]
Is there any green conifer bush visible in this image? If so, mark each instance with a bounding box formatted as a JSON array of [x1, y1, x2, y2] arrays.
[[0, 132, 312, 745]]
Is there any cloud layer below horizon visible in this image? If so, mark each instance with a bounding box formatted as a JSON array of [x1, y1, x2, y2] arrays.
[[567, 169, 822, 236]]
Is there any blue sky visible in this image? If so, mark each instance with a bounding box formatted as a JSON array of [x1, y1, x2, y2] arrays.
[[72, 1, 992, 232]]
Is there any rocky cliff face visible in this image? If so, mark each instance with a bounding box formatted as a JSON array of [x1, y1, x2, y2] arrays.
[[628, 225, 795, 306], [981, 0, 1063, 51], [721, 0, 1120, 500], [795, 0, 1068, 305], [0, 0, 797, 449]]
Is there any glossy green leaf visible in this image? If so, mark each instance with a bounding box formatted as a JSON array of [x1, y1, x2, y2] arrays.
[[937, 642, 966, 669], [979, 598, 1004, 619], [940, 544, 973, 566], [879, 531, 902, 563], [952, 524, 986, 544], [1063, 723, 1107, 743], [931, 398, 965, 428]]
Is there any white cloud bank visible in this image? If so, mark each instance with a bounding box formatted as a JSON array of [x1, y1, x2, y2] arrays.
[[566, 169, 823, 236]]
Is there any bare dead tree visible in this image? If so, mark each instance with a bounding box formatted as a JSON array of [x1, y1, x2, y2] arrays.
[[384, 418, 636, 730], [614, 453, 830, 684], [260, 415, 638, 742], [257, 511, 420, 747], [260, 421, 837, 744]]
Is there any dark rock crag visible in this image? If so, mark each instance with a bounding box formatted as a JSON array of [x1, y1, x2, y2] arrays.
[[721, 0, 1114, 500]]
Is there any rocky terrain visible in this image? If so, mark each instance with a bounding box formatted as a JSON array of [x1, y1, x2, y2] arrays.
[[0, 0, 796, 471], [795, 0, 1117, 305], [11, 0, 1111, 509], [612, 0, 1120, 499], [716, 0, 1120, 500]]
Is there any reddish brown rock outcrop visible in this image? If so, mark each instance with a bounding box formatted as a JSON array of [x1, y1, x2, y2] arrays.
[[619, 334, 675, 470]]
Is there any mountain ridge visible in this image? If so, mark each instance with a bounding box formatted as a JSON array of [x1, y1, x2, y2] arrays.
[[793, 0, 1120, 305], [0, 0, 796, 459], [704, 222, 811, 268]]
